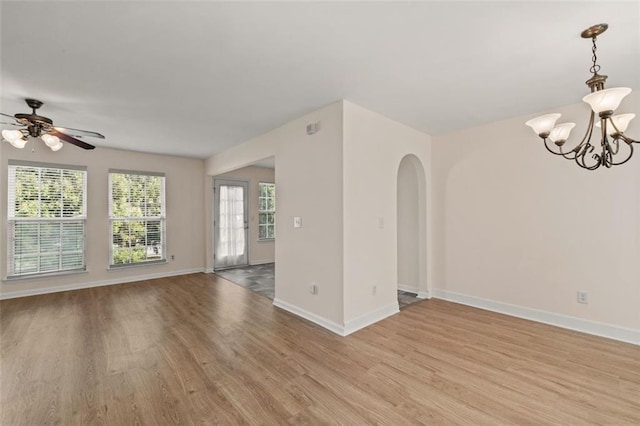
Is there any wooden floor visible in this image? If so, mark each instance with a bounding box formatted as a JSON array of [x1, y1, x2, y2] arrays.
[[1, 274, 639, 425]]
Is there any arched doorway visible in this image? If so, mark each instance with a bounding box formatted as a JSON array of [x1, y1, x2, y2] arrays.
[[397, 154, 427, 307]]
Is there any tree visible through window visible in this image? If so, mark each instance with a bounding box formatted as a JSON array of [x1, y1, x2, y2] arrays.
[[258, 182, 275, 240], [109, 170, 165, 266], [7, 162, 86, 278]]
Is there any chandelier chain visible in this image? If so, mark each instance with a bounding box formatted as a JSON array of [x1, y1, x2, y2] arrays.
[[590, 37, 600, 75]]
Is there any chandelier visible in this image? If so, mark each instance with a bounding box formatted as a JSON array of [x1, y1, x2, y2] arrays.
[[525, 24, 637, 170]]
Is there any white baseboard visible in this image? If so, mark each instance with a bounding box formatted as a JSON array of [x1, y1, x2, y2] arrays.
[[343, 302, 399, 336], [273, 298, 400, 337], [273, 298, 345, 336], [204, 267, 214, 273], [431, 289, 639, 346], [0, 268, 205, 300], [398, 284, 419, 294], [417, 291, 430, 299]]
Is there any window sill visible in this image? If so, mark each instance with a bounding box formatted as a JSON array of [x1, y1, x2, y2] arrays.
[[257, 238, 275, 243], [3, 269, 87, 283], [107, 259, 167, 271]]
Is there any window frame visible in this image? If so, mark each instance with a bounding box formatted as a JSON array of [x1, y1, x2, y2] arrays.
[[6, 160, 87, 280], [108, 169, 166, 268], [257, 182, 275, 241]]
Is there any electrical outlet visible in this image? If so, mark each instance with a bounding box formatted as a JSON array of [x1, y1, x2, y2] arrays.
[[309, 283, 317, 295], [577, 291, 588, 304], [372, 285, 377, 295], [171, 255, 175, 261]]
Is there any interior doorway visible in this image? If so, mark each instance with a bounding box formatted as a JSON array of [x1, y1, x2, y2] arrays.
[[397, 154, 427, 308], [214, 179, 249, 270]]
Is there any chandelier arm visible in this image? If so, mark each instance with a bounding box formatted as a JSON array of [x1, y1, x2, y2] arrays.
[[575, 142, 601, 170], [575, 155, 600, 170], [542, 138, 570, 156], [608, 138, 620, 155], [602, 134, 617, 161], [542, 138, 580, 160], [600, 139, 615, 168], [562, 111, 597, 161], [577, 111, 597, 148], [616, 133, 638, 144], [603, 149, 613, 168], [610, 141, 634, 166]]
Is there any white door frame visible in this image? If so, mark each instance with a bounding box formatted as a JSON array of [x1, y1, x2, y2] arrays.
[[213, 178, 250, 270]]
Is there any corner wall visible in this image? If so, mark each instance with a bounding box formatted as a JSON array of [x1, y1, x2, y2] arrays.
[[0, 144, 206, 299], [205, 101, 345, 328], [342, 101, 432, 331], [432, 92, 640, 342]]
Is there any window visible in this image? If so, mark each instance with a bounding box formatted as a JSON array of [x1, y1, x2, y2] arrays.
[[109, 170, 165, 267], [7, 161, 87, 278], [258, 182, 275, 240]]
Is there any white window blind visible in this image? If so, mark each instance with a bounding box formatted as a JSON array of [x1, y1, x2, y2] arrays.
[[7, 162, 87, 278], [258, 182, 275, 240], [109, 170, 166, 267]]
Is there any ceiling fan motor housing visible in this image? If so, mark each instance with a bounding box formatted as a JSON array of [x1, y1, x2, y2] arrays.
[[14, 113, 53, 137]]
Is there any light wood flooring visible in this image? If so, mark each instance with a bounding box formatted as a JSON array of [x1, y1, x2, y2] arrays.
[[1, 273, 639, 425]]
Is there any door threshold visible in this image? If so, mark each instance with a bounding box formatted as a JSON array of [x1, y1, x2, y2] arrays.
[[214, 264, 249, 272]]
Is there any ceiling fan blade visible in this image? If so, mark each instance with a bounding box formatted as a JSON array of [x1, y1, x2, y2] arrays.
[[51, 130, 95, 150], [54, 126, 105, 139], [1, 112, 17, 120], [0, 121, 22, 127]]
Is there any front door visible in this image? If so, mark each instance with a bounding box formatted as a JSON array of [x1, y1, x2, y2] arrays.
[[214, 179, 249, 270]]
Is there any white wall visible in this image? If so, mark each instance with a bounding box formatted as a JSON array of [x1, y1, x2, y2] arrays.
[[342, 101, 431, 327], [432, 91, 640, 335], [0, 144, 205, 298], [206, 100, 433, 333], [214, 165, 275, 265], [206, 101, 345, 327]]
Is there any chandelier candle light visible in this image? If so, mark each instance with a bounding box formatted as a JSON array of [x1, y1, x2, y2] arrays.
[[525, 24, 637, 170]]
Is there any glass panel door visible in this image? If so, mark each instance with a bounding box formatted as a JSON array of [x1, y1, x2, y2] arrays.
[[214, 179, 249, 270]]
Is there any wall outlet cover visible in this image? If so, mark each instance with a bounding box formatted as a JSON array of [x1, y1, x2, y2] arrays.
[[577, 291, 588, 304]]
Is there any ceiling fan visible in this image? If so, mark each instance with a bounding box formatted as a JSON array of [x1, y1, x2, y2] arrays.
[[1, 98, 104, 151]]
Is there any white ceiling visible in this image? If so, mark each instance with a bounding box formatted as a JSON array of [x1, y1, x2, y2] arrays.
[[1, 1, 638, 159]]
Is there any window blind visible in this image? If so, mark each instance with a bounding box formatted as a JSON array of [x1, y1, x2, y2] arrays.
[[7, 163, 87, 278], [108, 171, 166, 266]]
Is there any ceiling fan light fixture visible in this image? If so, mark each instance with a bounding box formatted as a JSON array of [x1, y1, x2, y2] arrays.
[[2, 129, 27, 148], [41, 133, 60, 147], [9, 138, 28, 149], [525, 23, 637, 170], [50, 142, 63, 152]]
